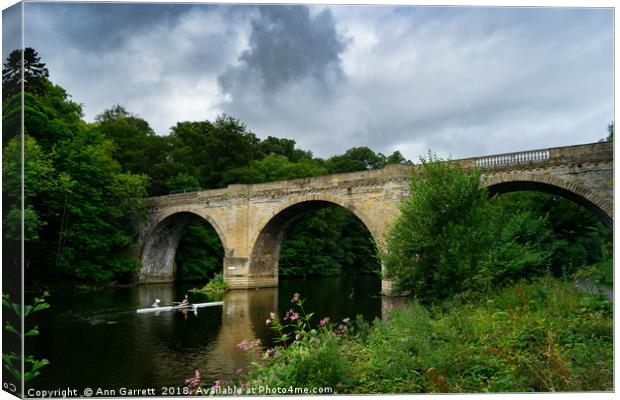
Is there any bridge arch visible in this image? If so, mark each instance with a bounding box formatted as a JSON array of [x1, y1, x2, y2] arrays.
[[248, 194, 383, 280], [139, 209, 227, 283], [482, 173, 613, 228]]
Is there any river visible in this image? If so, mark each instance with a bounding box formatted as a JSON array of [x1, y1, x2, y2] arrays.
[[28, 275, 403, 392]]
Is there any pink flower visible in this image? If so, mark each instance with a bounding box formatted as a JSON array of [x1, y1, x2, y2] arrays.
[[289, 311, 299, 321], [319, 317, 330, 326], [291, 293, 300, 302]]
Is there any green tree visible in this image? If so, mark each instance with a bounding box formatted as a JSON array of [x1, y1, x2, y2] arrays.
[[383, 153, 494, 301], [2, 47, 49, 99], [95, 105, 171, 195]]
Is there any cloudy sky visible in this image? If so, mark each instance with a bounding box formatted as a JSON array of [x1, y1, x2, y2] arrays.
[[12, 1, 614, 160]]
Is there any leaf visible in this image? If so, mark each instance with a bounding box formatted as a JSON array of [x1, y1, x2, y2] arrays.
[[4, 322, 19, 336]]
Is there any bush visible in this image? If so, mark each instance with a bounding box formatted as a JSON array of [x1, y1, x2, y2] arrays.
[[189, 273, 229, 297], [382, 153, 494, 301], [347, 278, 613, 393]]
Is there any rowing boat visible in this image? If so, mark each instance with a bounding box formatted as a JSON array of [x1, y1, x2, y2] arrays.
[[136, 301, 223, 314]]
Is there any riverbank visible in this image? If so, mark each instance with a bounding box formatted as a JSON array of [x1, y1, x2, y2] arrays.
[[233, 277, 613, 393]]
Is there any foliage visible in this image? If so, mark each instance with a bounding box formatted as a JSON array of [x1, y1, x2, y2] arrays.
[[175, 220, 224, 282], [346, 278, 612, 393], [383, 153, 612, 302], [2, 47, 49, 99], [232, 293, 353, 391], [2, 50, 150, 284], [189, 273, 229, 296], [2, 294, 51, 389], [227, 279, 612, 393], [383, 153, 494, 301], [279, 207, 380, 277]]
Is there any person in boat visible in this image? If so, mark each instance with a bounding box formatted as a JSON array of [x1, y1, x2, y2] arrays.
[[179, 294, 190, 306], [152, 299, 161, 308]]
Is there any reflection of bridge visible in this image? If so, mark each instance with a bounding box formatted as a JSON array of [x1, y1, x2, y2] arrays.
[[133, 142, 613, 291]]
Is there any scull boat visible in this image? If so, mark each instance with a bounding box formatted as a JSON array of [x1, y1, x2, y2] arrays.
[[136, 301, 223, 314]]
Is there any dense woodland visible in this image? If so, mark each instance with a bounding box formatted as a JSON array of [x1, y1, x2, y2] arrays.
[[2, 48, 612, 288]]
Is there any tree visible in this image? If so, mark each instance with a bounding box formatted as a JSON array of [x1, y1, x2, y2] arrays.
[[326, 146, 386, 173], [96, 105, 170, 195], [2, 47, 49, 98], [382, 153, 494, 301]]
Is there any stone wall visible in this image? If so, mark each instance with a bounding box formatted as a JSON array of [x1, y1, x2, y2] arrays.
[[137, 141, 613, 289]]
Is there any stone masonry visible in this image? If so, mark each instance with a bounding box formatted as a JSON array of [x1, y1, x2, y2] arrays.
[[134, 141, 613, 291]]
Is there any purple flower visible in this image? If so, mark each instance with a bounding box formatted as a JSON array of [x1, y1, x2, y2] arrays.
[[289, 311, 300, 321], [185, 369, 200, 391], [291, 293, 300, 302], [319, 317, 330, 327]]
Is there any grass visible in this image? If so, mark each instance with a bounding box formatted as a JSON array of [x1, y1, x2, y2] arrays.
[[235, 277, 613, 393]]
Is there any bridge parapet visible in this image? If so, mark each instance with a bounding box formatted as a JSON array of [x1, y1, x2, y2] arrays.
[[459, 141, 612, 172]]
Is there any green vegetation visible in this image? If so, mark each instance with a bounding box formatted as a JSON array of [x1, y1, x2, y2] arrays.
[[279, 207, 380, 278], [3, 48, 148, 285], [2, 294, 51, 392], [383, 153, 611, 303], [209, 282, 612, 393], [175, 221, 224, 282], [4, 48, 402, 286], [189, 273, 230, 296], [218, 154, 612, 393]]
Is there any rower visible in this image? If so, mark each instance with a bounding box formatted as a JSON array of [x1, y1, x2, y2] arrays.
[[152, 299, 161, 308], [179, 294, 189, 306]]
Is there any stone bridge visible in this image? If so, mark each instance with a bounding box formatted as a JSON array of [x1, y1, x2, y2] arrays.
[[134, 141, 613, 290]]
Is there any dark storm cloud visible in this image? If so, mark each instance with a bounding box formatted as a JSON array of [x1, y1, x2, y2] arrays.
[[17, 3, 614, 160], [219, 5, 347, 94], [23, 2, 249, 134], [24, 2, 195, 53], [2, 3, 21, 60]]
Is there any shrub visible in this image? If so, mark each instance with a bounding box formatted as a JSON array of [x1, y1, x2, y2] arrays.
[[382, 152, 494, 301]]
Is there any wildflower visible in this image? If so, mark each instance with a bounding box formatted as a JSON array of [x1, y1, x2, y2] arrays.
[[342, 317, 350, 324], [237, 340, 250, 351], [185, 369, 200, 393], [269, 312, 276, 319], [291, 293, 300, 302], [266, 318, 272, 325], [319, 317, 330, 327], [236, 368, 244, 375], [289, 310, 300, 321]]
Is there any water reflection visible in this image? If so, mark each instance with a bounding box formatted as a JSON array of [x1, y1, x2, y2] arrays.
[[30, 276, 390, 392]]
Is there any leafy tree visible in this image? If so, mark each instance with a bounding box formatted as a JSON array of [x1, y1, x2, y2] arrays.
[[382, 153, 494, 301], [95, 105, 172, 195], [279, 207, 380, 278], [175, 220, 224, 281], [2, 47, 49, 98], [326, 146, 385, 173], [258, 136, 313, 162]]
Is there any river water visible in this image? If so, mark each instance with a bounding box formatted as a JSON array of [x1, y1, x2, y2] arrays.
[[29, 275, 402, 392]]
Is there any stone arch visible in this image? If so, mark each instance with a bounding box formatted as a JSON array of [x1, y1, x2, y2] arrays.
[[139, 209, 227, 283], [482, 173, 613, 229], [248, 194, 383, 281]]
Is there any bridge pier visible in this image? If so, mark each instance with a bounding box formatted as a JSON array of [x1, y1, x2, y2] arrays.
[[136, 142, 613, 293], [223, 256, 278, 289]]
